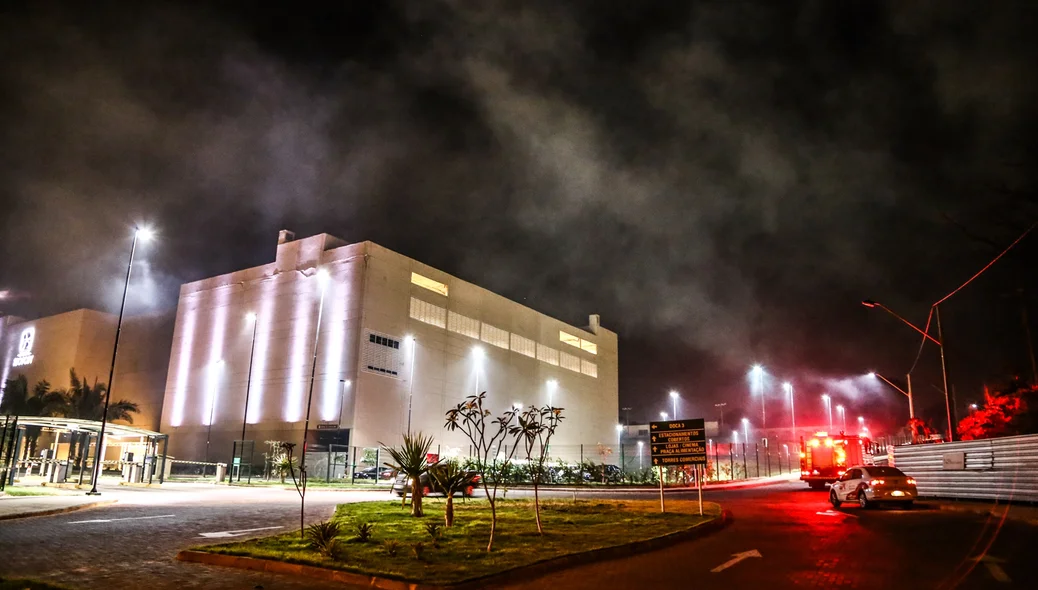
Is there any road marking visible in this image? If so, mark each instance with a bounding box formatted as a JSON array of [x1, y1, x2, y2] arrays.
[[199, 526, 284, 538], [816, 510, 858, 519], [972, 555, 1011, 583], [711, 549, 762, 573], [69, 514, 176, 524]]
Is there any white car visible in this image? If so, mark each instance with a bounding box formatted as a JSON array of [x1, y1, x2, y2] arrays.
[[829, 465, 918, 509]]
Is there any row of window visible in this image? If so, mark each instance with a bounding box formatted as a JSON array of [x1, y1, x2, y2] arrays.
[[409, 297, 598, 378]]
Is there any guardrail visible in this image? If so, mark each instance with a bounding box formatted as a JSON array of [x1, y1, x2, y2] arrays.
[[892, 433, 1038, 502]]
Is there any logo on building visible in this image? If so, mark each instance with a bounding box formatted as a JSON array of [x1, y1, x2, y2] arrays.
[[12, 327, 35, 367]]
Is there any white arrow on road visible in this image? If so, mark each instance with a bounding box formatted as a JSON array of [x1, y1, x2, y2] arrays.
[[711, 549, 762, 573], [972, 555, 1011, 583], [199, 526, 284, 539], [69, 514, 175, 524]]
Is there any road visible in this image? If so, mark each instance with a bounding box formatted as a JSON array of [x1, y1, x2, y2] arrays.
[[1, 482, 1034, 589]]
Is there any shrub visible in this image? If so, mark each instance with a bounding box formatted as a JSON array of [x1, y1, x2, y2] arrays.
[[355, 521, 375, 543], [424, 522, 442, 539], [410, 541, 426, 560], [305, 521, 342, 558], [383, 540, 400, 557]]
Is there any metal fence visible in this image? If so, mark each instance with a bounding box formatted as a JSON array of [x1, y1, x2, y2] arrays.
[[892, 433, 1038, 502]]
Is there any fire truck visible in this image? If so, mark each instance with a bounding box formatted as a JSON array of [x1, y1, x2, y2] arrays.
[[799, 432, 872, 490]]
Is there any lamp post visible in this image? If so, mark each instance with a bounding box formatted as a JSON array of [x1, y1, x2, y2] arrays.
[[822, 394, 832, 432], [621, 406, 632, 426], [868, 372, 915, 419], [240, 312, 259, 447], [87, 225, 152, 496], [751, 365, 766, 431], [732, 430, 739, 444], [714, 402, 727, 429], [660, 412, 668, 421], [836, 405, 846, 431], [616, 424, 623, 447], [858, 415, 865, 432], [298, 268, 330, 534], [741, 417, 749, 445], [637, 440, 643, 469], [783, 382, 796, 441], [862, 299, 953, 440], [205, 360, 225, 463], [669, 390, 679, 420]]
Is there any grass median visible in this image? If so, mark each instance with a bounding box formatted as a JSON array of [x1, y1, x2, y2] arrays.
[[195, 498, 721, 585]]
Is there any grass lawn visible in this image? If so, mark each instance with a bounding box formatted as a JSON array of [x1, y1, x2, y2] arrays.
[[1, 488, 67, 497], [0, 579, 69, 590], [196, 497, 721, 584]]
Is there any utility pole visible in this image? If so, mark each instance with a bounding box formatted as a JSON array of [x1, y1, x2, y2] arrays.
[[714, 403, 727, 429], [935, 305, 954, 441], [621, 407, 632, 426]]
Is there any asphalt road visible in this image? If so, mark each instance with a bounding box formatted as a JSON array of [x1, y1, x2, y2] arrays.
[[0, 482, 1034, 589]]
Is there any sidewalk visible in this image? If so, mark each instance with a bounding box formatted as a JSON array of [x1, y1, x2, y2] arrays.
[[0, 494, 117, 521], [925, 498, 1038, 526]]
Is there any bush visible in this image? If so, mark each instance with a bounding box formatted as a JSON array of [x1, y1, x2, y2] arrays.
[[410, 541, 426, 560], [305, 521, 343, 559], [382, 539, 400, 557], [355, 521, 375, 543]]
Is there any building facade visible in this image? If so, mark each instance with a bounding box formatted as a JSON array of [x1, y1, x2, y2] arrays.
[[158, 232, 619, 463], [0, 309, 173, 431]]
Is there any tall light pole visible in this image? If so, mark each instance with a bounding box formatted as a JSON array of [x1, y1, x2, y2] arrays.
[[714, 402, 727, 429], [732, 430, 739, 444], [822, 394, 832, 431], [616, 424, 623, 446], [836, 404, 846, 431], [751, 365, 766, 432], [205, 360, 225, 463], [862, 299, 953, 440], [405, 336, 417, 434], [669, 390, 679, 420], [621, 406, 632, 426], [783, 382, 796, 441], [868, 372, 915, 419], [240, 312, 259, 447], [637, 441, 644, 468], [858, 415, 865, 432], [299, 268, 330, 535], [660, 412, 668, 421], [741, 417, 750, 445], [87, 225, 152, 496]]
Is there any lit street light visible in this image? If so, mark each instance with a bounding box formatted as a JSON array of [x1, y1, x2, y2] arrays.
[[239, 312, 259, 451], [868, 372, 915, 419], [660, 412, 668, 421], [836, 404, 846, 431], [88, 225, 153, 496], [862, 298, 953, 441], [616, 424, 623, 446], [732, 430, 739, 444], [822, 394, 832, 432], [669, 390, 679, 420], [741, 417, 750, 445], [751, 365, 766, 431], [637, 441, 644, 468]]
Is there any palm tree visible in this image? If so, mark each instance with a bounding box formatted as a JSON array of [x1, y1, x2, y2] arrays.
[[429, 460, 477, 527], [59, 369, 139, 465], [1, 375, 66, 458], [381, 431, 436, 517]]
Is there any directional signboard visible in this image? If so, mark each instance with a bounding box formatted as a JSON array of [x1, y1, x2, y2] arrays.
[[650, 418, 707, 467]]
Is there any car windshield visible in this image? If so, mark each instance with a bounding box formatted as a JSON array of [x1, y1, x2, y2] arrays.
[[866, 466, 905, 477]]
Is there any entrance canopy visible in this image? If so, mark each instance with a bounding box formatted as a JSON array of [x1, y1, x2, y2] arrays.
[[8, 416, 164, 439]]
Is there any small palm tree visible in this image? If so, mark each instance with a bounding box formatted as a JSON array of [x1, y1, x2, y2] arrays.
[[1, 376, 66, 458], [59, 369, 139, 462], [430, 460, 477, 527], [381, 432, 436, 517]]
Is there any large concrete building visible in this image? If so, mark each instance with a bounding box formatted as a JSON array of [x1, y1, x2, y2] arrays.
[[0, 309, 174, 432], [159, 232, 619, 463]]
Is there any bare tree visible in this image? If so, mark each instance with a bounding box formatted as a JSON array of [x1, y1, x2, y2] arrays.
[[509, 405, 564, 534]]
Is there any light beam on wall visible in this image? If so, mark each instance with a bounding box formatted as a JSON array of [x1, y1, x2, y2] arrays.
[[321, 276, 346, 421], [246, 278, 276, 424], [201, 287, 230, 424], [285, 277, 314, 422], [170, 304, 198, 427]]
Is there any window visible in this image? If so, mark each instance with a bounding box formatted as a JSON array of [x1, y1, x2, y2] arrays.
[[580, 339, 598, 355], [559, 331, 581, 349], [537, 344, 559, 366], [559, 351, 581, 373], [581, 359, 598, 378], [363, 332, 402, 376], [447, 311, 480, 339], [481, 323, 509, 349], [409, 297, 447, 328], [510, 334, 536, 358], [411, 272, 448, 296]]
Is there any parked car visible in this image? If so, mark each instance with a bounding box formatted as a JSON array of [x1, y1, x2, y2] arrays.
[[829, 465, 917, 509], [392, 471, 481, 497], [353, 466, 396, 480]]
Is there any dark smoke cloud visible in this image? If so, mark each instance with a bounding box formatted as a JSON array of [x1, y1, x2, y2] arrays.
[[1, 1, 1035, 427]]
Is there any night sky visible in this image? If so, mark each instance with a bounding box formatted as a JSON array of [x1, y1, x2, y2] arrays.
[[1, 1, 1036, 435]]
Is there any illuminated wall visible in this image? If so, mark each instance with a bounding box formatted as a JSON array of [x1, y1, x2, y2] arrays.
[[157, 233, 619, 463]]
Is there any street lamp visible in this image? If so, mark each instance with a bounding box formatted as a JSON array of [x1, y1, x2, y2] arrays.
[[751, 365, 766, 431], [822, 394, 832, 431], [87, 225, 153, 496], [783, 382, 796, 441], [669, 390, 679, 420], [836, 404, 846, 431], [298, 267, 331, 532], [616, 424, 623, 446], [858, 415, 865, 430], [868, 372, 915, 419], [741, 417, 749, 445], [732, 430, 739, 444], [862, 298, 953, 440], [240, 312, 259, 449], [637, 441, 644, 469], [660, 412, 668, 421]]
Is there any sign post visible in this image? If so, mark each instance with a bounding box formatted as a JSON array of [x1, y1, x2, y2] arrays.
[[650, 418, 707, 514]]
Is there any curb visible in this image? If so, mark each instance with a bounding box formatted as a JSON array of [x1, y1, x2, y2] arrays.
[[0, 500, 118, 521], [178, 509, 733, 589]]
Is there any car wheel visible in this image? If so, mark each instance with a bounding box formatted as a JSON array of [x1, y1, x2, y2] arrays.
[[829, 490, 842, 508], [858, 487, 871, 509]]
